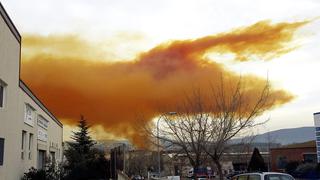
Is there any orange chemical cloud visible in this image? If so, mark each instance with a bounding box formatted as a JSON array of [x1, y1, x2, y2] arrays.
[[21, 20, 306, 146]]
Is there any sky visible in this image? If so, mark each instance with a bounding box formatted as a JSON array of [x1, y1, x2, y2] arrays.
[[1, 0, 320, 143]]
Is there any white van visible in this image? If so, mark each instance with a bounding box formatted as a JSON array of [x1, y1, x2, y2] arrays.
[[231, 172, 294, 180]]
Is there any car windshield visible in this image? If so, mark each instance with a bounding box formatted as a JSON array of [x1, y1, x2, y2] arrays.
[[265, 174, 294, 180]]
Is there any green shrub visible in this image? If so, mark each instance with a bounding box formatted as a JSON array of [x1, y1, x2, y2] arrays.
[[22, 167, 46, 180], [22, 163, 65, 180]]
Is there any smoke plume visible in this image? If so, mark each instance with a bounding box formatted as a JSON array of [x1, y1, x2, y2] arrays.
[[21, 20, 306, 146]]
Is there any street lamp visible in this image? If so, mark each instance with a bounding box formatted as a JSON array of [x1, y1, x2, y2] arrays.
[[157, 111, 177, 177]]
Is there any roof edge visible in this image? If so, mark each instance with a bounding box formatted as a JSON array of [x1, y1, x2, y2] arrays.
[[19, 80, 63, 127], [0, 2, 21, 43], [270, 146, 316, 150]]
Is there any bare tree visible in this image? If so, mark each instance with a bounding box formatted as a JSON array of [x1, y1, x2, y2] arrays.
[[142, 77, 272, 180], [159, 90, 211, 170], [141, 90, 211, 173], [202, 78, 271, 180]]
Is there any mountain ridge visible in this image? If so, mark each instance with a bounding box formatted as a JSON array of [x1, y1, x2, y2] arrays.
[[233, 126, 316, 145]]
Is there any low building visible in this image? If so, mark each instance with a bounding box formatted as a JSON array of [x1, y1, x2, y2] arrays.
[[0, 3, 63, 180], [270, 141, 317, 172]]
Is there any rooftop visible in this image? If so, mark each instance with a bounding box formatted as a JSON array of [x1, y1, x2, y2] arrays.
[[271, 140, 316, 150]]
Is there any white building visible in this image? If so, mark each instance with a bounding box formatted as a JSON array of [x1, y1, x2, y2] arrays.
[[0, 3, 63, 180], [314, 112, 320, 163]]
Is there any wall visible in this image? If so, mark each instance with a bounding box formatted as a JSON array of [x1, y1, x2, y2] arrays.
[[0, 3, 22, 179], [270, 147, 316, 172], [17, 86, 63, 176]]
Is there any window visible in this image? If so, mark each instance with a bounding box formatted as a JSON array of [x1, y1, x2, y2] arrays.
[[279, 175, 294, 180], [24, 104, 35, 126], [0, 85, 3, 107], [21, 131, 26, 149], [21, 131, 26, 159], [265, 175, 280, 180], [50, 151, 56, 165], [28, 134, 33, 150], [57, 149, 60, 160], [303, 153, 317, 163], [249, 175, 261, 180], [0, 138, 4, 165], [28, 133, 33, 160], [265, 174, 294, 180], [276, 156, 288, 169], [0, 80, 6, 108]]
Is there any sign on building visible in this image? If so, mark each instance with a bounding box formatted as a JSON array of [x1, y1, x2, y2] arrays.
[[24, 104, 35, 126], [37, 115, 49, 129], [38, 129, 48, 142]]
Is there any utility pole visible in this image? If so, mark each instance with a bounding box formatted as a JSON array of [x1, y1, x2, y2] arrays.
[[267, 131, 271, 171], [123, 143, 126, 173], [157, 117, 161, 177], [157, 112, 177, 177], [114, 148, 117, 179]]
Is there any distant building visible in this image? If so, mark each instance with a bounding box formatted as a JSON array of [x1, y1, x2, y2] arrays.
[[0, 3, 63, 180], [270, 141, 317, 172], [222, 152, 269, 172], [313, 112, 320, 163]]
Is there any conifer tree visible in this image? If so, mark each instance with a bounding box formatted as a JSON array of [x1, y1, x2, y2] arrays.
[[247, 148, 267, 172], [69, 115, 95, 155], [65, 116, 95, 165], [62, 116, 110, 179]]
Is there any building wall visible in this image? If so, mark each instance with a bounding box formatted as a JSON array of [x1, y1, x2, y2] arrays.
[[0, 3, 63, 179], [0, 3, 22, 179], [313, 112, 320, 162], [270, 147, 316, 172], [16, 85, 63, 177]]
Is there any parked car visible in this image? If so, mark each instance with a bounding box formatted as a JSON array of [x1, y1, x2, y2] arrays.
[[132, 175, 144, 180], [231, 172, 295, 180], [188, 167, 215, 179]]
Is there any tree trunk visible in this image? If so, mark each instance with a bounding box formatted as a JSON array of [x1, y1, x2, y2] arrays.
[[214, 159, 224, 180]]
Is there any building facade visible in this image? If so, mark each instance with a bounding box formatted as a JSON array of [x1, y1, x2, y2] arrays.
[[270, 141, 317, 172], [313, 112, 320, 163], [0, 3, 63, 180]]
